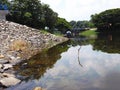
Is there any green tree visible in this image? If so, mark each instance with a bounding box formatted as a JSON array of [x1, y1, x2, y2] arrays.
[[55, 17, 72, 33], [7, 0, 44, 29], [42, 4, 58, 30], [91, 8, 120, 31], [70, 21, 77, 28], [0, 0, 9, 4], [70, 20, 94, 28], [88, 21, 95, 28], [7, 0, 59, 30]]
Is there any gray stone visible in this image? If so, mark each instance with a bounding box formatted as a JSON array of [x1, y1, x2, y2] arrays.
[[0, 59, 9, 64], [8, 57, 22, 65], [9, 55, 17, 60], [2, 73, 15, 77], [0, 77, 21, 87], [0, 64, 4, 73], [0, 64, 3, 69], [3, 64, 13, 70]]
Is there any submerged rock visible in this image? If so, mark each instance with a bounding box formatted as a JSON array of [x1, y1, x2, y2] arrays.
[[0, 77, 21, 87]]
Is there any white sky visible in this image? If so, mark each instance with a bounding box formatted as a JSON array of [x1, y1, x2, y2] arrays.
[[41, 0, 120, 21]]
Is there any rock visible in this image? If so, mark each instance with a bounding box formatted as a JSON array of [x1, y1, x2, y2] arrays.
[[0, 69, 4, 73], [3, 64, 13, 70], [0, 64, 4, 73], [0, 55, 4, 58], [0, 64, 3, 68], [2, 73, 15, 77], [33, 87, 42, 90], [8, 55, 18, 60], [8, 58, 22, 65], [0, 77, 21, 87], [0, 59, 9, 64]]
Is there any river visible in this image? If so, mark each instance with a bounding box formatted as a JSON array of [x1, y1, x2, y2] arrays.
[[7, 33, 120, 90]]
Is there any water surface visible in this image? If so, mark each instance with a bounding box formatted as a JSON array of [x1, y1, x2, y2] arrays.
[[7, 33, 120, 90]]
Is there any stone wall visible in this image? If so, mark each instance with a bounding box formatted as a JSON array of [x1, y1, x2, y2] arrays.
[[0, 20, 68, 88]]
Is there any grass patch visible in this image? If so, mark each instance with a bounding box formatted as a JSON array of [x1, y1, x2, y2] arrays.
[[9, 39, 37, 59], [10, 39, 30, 51], [40, 30, 64, 36], [53, 31, 64, 36], [40, 30, 49, 34], [80, 28, 98, 36]]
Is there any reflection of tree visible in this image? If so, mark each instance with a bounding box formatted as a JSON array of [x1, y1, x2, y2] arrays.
[[69, 36, 95, 46], [78, 46, 83, 67], [69, 36, 96, 67], [14, 42, 69, 81], [93, 33, 120, 54]]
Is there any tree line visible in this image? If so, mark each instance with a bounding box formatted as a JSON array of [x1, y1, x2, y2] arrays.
[[1, 0, 71, 33], [70, 20, 95, 29], [91, 8, 120, 32], [2, 0, 119, 33]]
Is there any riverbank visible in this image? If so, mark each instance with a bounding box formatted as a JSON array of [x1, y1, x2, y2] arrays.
[[80, 28, 97, 36], [0, 20, 68, 88]]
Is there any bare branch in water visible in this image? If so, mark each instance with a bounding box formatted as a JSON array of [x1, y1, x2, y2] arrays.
[[78, 46, 83, 67]]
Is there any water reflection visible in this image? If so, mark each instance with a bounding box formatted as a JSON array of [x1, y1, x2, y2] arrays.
[[70, 36, 95, 46], [7, 33, 120, 90], [14, 42, 69, 81], [94, 72, 120, 90], [93, 33, 120, 54], [77, 46, 83, 67]]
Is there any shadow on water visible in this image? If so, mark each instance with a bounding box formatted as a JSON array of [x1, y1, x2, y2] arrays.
[[14, 42, 69, 81]]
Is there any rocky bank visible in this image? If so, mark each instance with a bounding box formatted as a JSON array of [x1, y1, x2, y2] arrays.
[[0, 20, 68, 88]]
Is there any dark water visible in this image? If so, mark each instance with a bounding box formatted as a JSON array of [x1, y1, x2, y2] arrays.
[[7, 33, 120, 90]]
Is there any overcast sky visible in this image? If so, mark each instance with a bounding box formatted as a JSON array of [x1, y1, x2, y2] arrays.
[[41, 0, 120, 21]]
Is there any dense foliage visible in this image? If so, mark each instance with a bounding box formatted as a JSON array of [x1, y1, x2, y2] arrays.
[[1, 0, 71, 33], [6, 0, 58, 29], [91, 8, 120, 31], [0, 0, 8, 4], [55, 17, 72, 33], [70, 20, 95, 29]]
